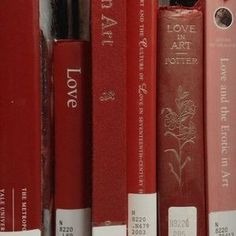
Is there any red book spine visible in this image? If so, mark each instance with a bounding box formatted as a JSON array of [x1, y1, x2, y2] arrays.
[[91, 0, 127, 235], [54, 41, 91, 236], [157, 5, 206, 236], [127, 1, 157, 235], [0, 0, 50, 234], [205, 1, 236, 235]]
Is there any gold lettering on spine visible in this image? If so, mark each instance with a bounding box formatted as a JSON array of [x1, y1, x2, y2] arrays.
[[100, 0, 117, 46], [66, 68, 81, 109], [165, 24, 198, 65], [137, 0, 149, 193], [0, 189, 5, 231], [101, 0, 112, 9], [21, 188, 27, 230]]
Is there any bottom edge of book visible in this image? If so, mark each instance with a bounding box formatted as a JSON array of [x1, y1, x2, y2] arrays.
[[209, 210, 236, 235], [0, 230, 41, 236]]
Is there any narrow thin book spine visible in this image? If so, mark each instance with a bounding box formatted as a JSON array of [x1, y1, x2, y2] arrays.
[[127, 1, 157, 235], [205, 1, 236, 235], [40, 32, 53, 236], [157, 4, 206, 236], [91, 0, 127, 235], [54, 40, 91, 236]]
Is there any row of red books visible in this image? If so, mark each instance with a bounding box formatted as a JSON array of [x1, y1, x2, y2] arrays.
[[0, 0, 236, 236]]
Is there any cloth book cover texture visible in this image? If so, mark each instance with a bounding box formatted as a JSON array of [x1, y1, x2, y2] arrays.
[[157, 5, 206, 236], [91, 0, 127, 235]]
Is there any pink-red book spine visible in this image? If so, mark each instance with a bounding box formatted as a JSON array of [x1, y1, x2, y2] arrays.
[[91, 0, 127, 235], [54, 40, 91, 236], [0, 0, 52, 234], [157, 2, 206, 235], [205, 1, 236, 235], [127, 0, 157, 235]]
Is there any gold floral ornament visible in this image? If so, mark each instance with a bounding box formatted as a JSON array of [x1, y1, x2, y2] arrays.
[[161, 86, 197, 187]]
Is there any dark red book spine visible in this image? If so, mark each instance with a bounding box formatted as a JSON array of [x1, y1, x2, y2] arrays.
[[157, 5, 206, 236], [127, 0, 157, 235], [0, 0, 45, 234], [91, 0, 127, 235], [54, 40, 91, 236]]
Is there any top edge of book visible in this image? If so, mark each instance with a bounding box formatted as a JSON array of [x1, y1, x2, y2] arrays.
[[159, 0, 202, 9]]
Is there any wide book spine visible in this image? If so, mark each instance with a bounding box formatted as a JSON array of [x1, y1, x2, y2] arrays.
[[157, 6, 206, 236], [54, 41, 91, 236], [91, 0, 127, 235], [127, 1, 157, 236], [205, 1, 236, 235], [0, 0, 48, 235]]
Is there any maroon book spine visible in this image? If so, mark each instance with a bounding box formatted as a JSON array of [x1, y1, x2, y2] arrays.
[[91, 0, 127, 235], [157, 4, 206, 236], [0, 0, 52, 234], [127, 0, 157, 235], [54, 40, 91, 236]]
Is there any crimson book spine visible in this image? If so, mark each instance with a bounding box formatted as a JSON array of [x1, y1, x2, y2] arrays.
[[127, 1, 157, 236], [157, 2, 206, 235], [0, 0, 53, 235], [205, 1, 236, 235], [91, 0, 127, 235], [54, 40, 91, 236]]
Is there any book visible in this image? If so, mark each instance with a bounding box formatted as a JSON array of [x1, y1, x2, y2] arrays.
[[91, 0, 127, 235], [205, 1, 236, 235], [0, 0, 53, 235], [41, 29, 53, 236], [54, 41, 91, 236], [41, 2, 54, 235], [127, 0, 157, 235], [157, 1, 206, 235], [54, 1, 91, 236]]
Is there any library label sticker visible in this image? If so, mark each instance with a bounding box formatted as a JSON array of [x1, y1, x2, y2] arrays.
[[128, 193, 157, 236], [56, 208, 91, 236], [169, 206, 197, 236], [209, 210, 236, 236], [0, 230, 40, 236], [92, 225, 127, 236]]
